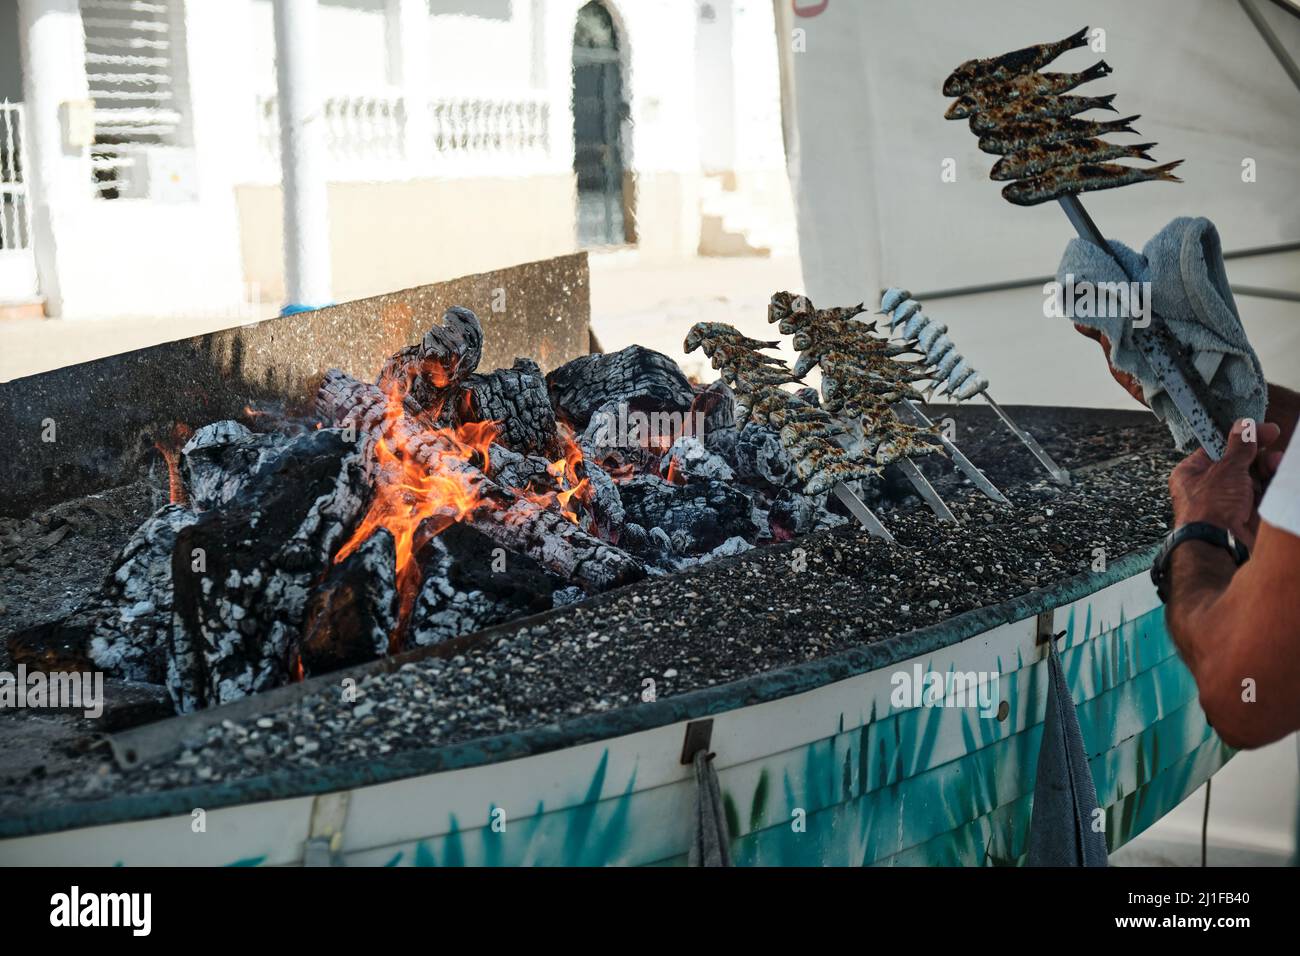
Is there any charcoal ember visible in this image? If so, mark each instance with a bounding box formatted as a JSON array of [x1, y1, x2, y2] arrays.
[[707, 535, 754, 560], [546, 345, 695, 428], [168, 428, 371, 712], [298, 528, 397, 674], [694, 380, 736, 434], [376, 306, 484, 417], [181, 421, 290, 511], [580, 458, 625, 539], [617, 474, 758, 555], [732, 423, 797, 488], [317, 370, 644, 592], [16, 504, 199, 685], [459, 359, 558, 456], [552, 585, 585, 607], [768, 487, 849, 541], [472, 498, 646, 593], [317, 370, 495, 498], [407, 523, 558, 647], [488, 444, 559, 493], [661, 436, 736, 483]]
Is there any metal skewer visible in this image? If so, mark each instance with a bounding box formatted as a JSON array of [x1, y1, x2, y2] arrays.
[[1057, 194, 1228, 460], [891, 456, 958, 522], [832, 481, 895, 543], [980, 394, 1071, 485], [893, 399, 1009, 504]]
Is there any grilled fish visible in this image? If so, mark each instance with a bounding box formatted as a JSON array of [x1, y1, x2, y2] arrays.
[[990, 138, 1157, 181], [1002, 160, 1184, 206], [967, 93, 1117, 134], [942, 26, 1090, 96], [944, 60, 1112, 117], [977, 114, 1140, 155], [683, 322, 780, 354]]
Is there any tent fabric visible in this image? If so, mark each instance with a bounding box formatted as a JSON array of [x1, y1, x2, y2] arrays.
[[774, 0, 1300, 307]]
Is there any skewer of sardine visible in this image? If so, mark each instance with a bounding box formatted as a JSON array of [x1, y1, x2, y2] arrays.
[[977, 114, 1141, 155], [967, 93, 1117, 134], [881, 289, 1070, 485], [1002, 160, 1184, 206], [944, 60, 1113, 116], [990, 138, 1157, 181], [942, 26, 1091, 96], [684, 323, 890, 536], [766, 294, 966, 522]]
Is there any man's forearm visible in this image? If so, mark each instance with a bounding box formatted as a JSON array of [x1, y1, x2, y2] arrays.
[[1165, 542, 1239, 679]]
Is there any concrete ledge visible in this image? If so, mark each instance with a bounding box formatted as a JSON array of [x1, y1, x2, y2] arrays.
[[0, 253, 590, 517]]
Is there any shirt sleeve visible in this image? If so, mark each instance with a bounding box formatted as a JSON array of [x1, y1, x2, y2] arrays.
[[1259, 441, 1300, 538]]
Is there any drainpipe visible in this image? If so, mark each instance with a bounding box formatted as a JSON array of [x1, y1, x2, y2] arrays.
[[16, 0, 93, 318], [386, 0, 433, 174], [273, 0, 332, 313]]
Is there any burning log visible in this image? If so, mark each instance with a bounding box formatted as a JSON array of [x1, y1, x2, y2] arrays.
[[458, 358, 559, 456], [546, 345, 696, 429], [377, 306, 485, 419], [316, 368, 646, 595], [617, 474, 758, 556], [299, 528, 398, 675], [408, 523, 560, 647], [181, 420, 289, 511], [168, 427, 371, 712]]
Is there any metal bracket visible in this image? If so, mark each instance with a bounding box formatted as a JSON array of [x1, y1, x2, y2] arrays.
[[1035, 609, 1065, 647], [681, 718, 714, 765], [303, 791, 350, 866]]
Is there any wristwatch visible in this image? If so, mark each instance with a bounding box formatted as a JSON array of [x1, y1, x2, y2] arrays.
[[1150, 522, 1250, 604]]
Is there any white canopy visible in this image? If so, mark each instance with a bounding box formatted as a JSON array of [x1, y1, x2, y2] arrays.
[[774, 0, 1300, 405]]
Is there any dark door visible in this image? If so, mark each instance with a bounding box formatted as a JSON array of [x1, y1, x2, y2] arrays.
[[572, 2, 627, 247]]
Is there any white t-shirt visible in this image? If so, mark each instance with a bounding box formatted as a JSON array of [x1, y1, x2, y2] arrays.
[[1260, 441, 1300, 537]]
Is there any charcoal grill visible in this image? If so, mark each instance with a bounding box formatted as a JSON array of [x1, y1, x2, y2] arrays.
[[0, 255, 1229, 865]]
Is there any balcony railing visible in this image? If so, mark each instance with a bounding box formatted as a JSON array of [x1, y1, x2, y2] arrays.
[[254, 91, 553, 182]]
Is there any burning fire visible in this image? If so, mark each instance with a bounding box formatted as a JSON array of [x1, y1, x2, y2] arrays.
[[153, 422, 194, 506], [333, 379, 498, 645]]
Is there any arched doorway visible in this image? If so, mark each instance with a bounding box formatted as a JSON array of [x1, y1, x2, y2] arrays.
[[572, 2, 629, 247]]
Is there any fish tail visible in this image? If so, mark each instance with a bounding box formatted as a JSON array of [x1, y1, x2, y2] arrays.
[[1064, 25, 1090, 49], [1106, 114, 1141, 134], [1131, 142, 1159, 162], [1095, 93, 1119, 112], [1149, 159, 1185, 183], [1082, 60, 1112, 81]]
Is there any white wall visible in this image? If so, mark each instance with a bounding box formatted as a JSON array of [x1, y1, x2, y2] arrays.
[[47, 0, 249, 317]]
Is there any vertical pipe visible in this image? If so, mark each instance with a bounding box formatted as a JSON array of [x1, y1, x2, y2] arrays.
[[273, 0, 332, 311], [385, 0, 432, 172]]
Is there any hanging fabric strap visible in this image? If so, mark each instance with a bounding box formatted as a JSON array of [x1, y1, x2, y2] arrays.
[[1026, 633, 1109, 867], [689, 750, 732, 867]]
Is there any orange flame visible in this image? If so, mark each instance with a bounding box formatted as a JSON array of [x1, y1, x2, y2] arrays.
[[153, 422, 194, 506], [333, 378, 499, 647]]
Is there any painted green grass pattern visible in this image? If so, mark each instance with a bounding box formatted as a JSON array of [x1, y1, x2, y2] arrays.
[[354, 603, 1227, 866]]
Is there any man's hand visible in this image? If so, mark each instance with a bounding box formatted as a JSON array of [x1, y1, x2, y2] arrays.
[[1169, 418, 1280, 549], [1073, 323, 1148, 407]]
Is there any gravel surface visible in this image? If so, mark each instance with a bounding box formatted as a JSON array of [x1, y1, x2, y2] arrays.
[[0, 406, 1181, 814]]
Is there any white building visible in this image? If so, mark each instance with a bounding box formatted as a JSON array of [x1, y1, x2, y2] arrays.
[[0, 0, 795, 319]]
